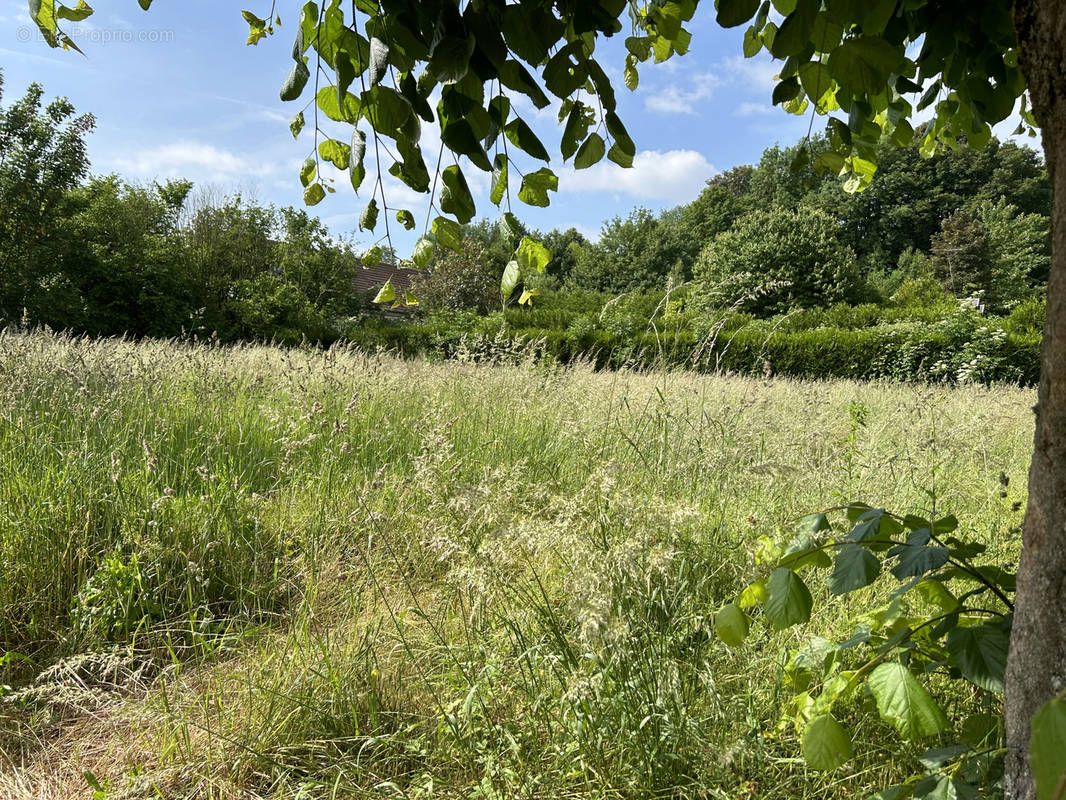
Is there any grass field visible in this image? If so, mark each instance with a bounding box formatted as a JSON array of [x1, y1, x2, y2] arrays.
[[0, 331, 1033, 799]]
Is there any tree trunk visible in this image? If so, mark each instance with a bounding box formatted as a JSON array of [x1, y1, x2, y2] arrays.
[[1006, 3, 1066, 798]]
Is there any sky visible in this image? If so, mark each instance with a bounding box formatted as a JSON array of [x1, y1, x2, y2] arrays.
[[0, 1, 1039, 254]]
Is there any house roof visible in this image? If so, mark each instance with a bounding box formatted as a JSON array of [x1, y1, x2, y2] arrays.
[[353, 262, 424, 295]]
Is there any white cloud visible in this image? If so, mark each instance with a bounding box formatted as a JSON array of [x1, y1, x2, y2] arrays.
[[563, 149, 715, 205], [644, 72, 720, 115], [719, 55, 779, 91], [109, 141, 281, 182], [734, 101, 776, 117]]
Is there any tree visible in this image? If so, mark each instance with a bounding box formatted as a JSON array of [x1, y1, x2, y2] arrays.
[[27, 1, 1066, 796], [694, 206, 861, 314], [0, 71, 94, 325], [411, 237, 500, 314], [568, 208, 686, 292], [931, 198, 1049, 311]]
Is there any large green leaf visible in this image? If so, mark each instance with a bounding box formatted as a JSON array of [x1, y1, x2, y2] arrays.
[[516, 237, 552, 273], [432, 216, 463, 251], [490, 154, 508, 207], [318, 139, 351, 170], [1031, 698, 1066, 800], [439, 165, 476, 224], [505, 118, 551, 162], [501, 258, 521, 303], [827, 36, 905, 97], [498, 60, 550, 109], [829, 544, 881, 595], [359, 198, 379, 232], [574, 133, 606, 170], [867, 663, 949, 740], [764, 568, 813, 630], [946, 623, 1008, 693], [716, 0, 759, 28], [888, 532, 950, 580], [801, 714, 853, 770], [714, 602, 749, 647], [412, 236, 435, 268], [518, 168, 558, 208], [280, 60, 310, 101]]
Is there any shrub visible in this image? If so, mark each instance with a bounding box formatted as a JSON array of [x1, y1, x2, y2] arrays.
[[694, 207, 862, 315]]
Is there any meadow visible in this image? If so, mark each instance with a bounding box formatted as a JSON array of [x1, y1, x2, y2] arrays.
[[0, 331, 1033, 799]]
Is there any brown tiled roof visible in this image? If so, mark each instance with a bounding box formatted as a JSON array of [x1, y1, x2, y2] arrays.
[[353, 262, 424, 295]]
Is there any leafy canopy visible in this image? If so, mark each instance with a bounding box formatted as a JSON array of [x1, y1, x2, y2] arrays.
[[28, 0, 1035, 299]]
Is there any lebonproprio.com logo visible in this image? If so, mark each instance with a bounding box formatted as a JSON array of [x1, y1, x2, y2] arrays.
[[17, 24, 175, 46]]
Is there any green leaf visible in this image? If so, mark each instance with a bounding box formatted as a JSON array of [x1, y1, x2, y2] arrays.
[[498, 60, 551, 109], [396, 209, 416, 231], [1031, 698, 1066, 800], [499, 212, 523, 243], [289, 112, 305, 140], [518, 168, 559, 208], [242, 10, 268, 45], [605, 111, 635, 160], [802, 715, 853, 770], [359, 198, 379, 232], [440, 118, 493, 171], [505, 118, 551, 162], [281, 60, 310, 101], [714, 602, 749, 647], [501, 259, 521, 303], [303, 183, 325, 206], [867, 663, 949, 740], [764, 568, 813, 630], [827, 36, 904, 96], [888, 533, 950, 580], [716, 0, 759, 28], [362, 245, 383, 267], [428, 34, 476, 85], [771, 3, 817, 58], [373, 279, 395, 304], [317, 86, 362, 122], [829, 544, 881, 595], [946, 623, 1008, 693], [318, 139, 351, 170], [561, 102, 594, 161], [624, 54, 640, 90], [412, 236, 434, 268], [299, 157, 317, 187], [798, 61, 833, 104], [363, 85, 412, 134], [368, 36, 389, 85], [743, 25, 762, 57], [574, 133, 606, 170], [432, 216, 463, 251], [57, 1, 93, 21], [350, 129, 367, 192], [518, 287, 538, 305], [516, 237, 552, 274], [739, 580, 767, 608], [439, 165, 476, 225], [490, 154, 508, 207]]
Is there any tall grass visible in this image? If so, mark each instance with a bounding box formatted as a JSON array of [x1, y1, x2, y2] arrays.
[[0, 330, 1032, 799]]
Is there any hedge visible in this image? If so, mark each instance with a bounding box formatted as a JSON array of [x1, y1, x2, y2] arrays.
[[337, 316, 1040, 386]]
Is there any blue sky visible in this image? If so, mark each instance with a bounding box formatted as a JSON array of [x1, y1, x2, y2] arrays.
[[0, 1, 1036, 253]]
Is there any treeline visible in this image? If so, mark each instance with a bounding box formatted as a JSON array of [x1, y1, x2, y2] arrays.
[[442, 131, 1050, 314], [1, 77, 370, 344], [2, 75, 1052, 384]]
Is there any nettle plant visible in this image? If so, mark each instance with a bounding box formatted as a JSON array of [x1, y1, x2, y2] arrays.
[[716, 504, 1021, 797]]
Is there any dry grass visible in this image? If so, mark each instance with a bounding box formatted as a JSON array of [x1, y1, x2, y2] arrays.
[[0, 331, 1033, 798]]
